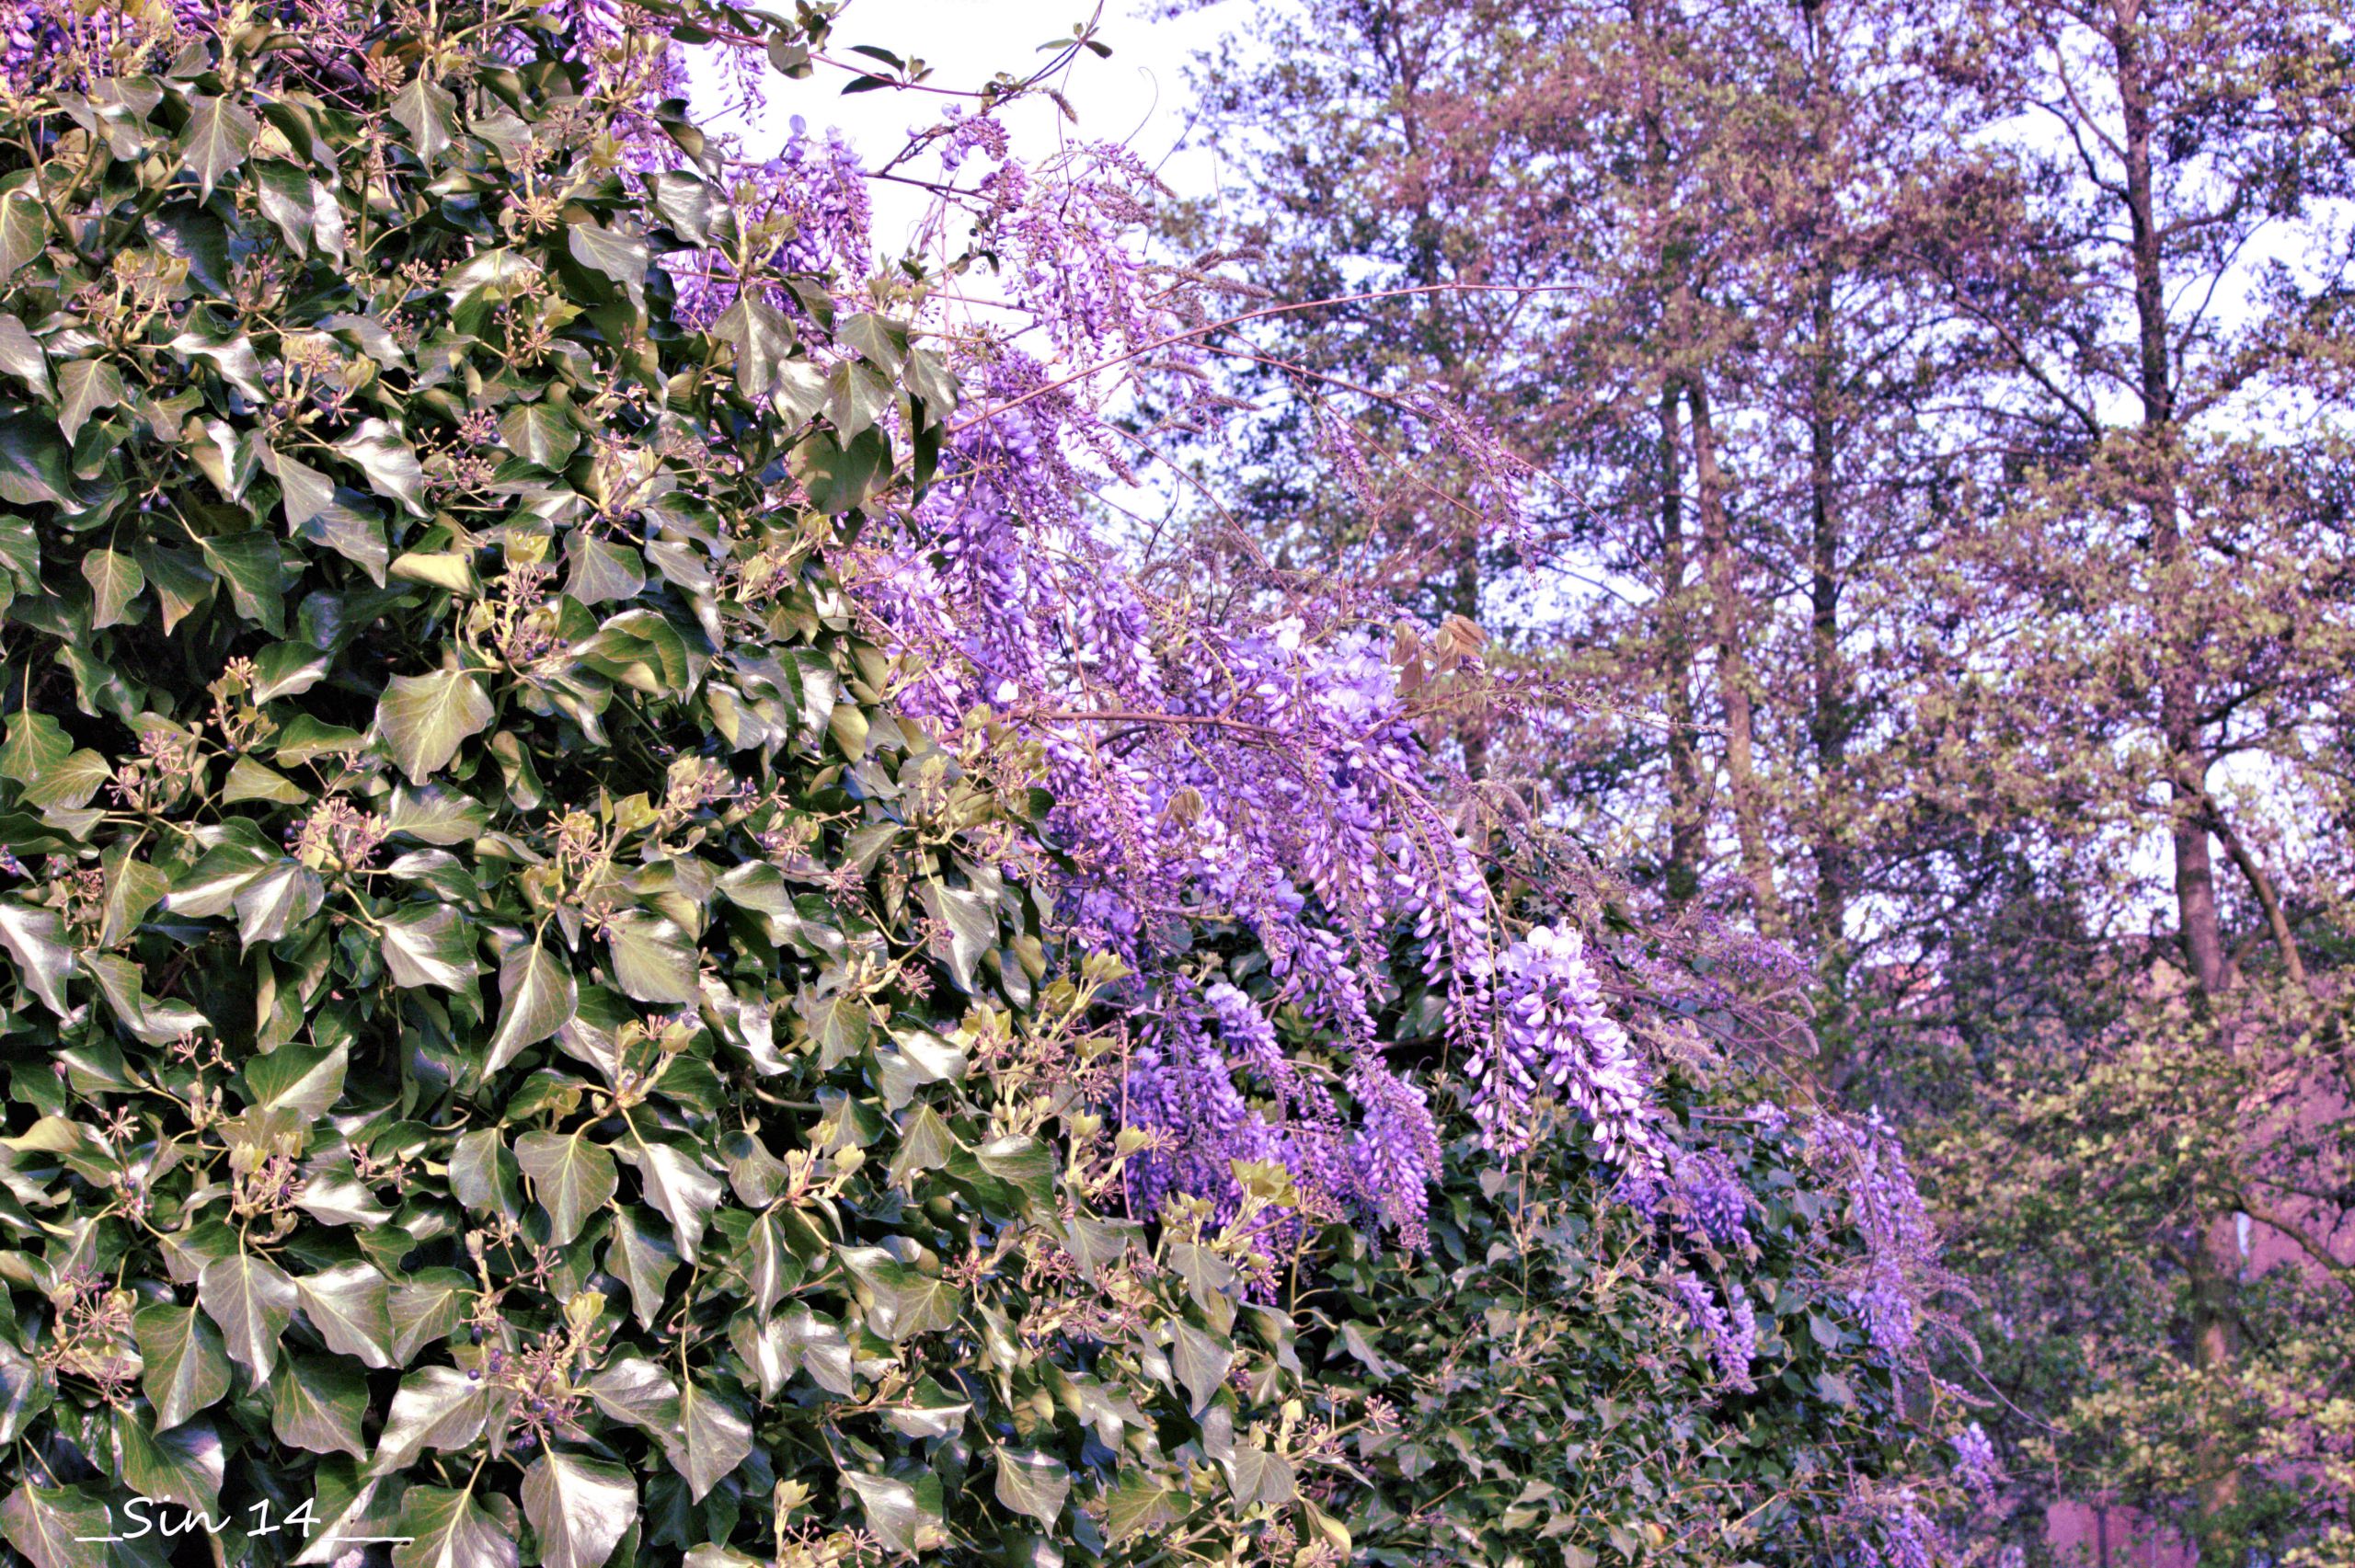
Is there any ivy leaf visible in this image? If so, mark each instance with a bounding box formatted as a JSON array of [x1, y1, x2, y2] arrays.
[[500, 403, 580, 471], [0, 903, 70, 1017], [888, 1104, 959, 1188], [0, 414, 75, 507], [295, 1262, 396, 1368], [392, 1484, 517, 1568], [223, 756, 307, 805], [0, 193, 48, 280], [389, 74, 460, 166], [271, 1354, 369, 1459], [372, 1367, 491, 1476], [1172, 1320, 1233, 1415], [712, 292, 793, 398], [181, 94, 258, 199], [1103, 1470, 1178, 1543], [197, 531, 287, 634], [381, 902, 484, 991], [568, 219, 650, 293], [79, 547, 143, 630], [449, 1129, 524, 1219], [563, 532, 643, 605], [254, 160, 317, 257], [841, 1471, 948, 1556], [522, 1451, 635, 1568], [515, 1130, 618, 1245], [271, 448, 336, 530], [676, 1379, 752, 1502], [378, 669, 494, 784], [993, 1446, 1070, 1525], [604, 911, 697, 1003], [775, 1307, 856, 1398], [0, 1485, 110, 1568], [132, 1302, 230, 1431], [197, 1250, 298, 1377], [917, 878, 995, 992], [586, 1356, 681, 1447], [603, 1207, 679, 1329], [486, 937, 577, 1072], [335, 418, 431, 515], [0, 710, 68, 784], [974, 1134, 1056, 1215], [244, 1041, 348, 1121], [115, 1411, 224, 1511], [839, 1247, 962, 1342], [55, 360, 124, 443], [390, 1270, 474, 1365], [626, 1136, 721, 1262], [233, 858, 326, 951]]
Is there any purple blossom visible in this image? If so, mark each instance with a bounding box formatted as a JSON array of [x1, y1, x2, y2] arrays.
[[1668, 1271, 1758, 1391], [1952, 1422, 2003, 1498], [1468, 923, 1662, 1175], [1815, 1109, 1939, 1356]]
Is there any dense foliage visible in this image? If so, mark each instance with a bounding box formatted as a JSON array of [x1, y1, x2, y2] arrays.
[[1178, 0, 2355, 1562], [0, 3, 1975, 1567]]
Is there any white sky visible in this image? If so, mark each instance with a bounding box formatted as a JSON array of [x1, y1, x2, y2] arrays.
[[686, 0, 1244, 247]]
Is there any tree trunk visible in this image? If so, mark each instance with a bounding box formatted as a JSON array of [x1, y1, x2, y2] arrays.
[[1635, 0, 1705, 905], [1686, 375, 1782, 933], [1799, 0, 1854, 1058], [2115, 4, 2239, 1538], [1659, 383, 1704, 903]]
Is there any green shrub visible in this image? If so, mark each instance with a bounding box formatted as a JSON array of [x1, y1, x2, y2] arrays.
[[0, 8, 1338, 1565]]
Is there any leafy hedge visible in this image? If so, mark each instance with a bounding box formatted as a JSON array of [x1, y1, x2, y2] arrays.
[[0, 5, 1951, 1567]]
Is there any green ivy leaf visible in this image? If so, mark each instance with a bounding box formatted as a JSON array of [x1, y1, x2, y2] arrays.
[[0, 414, 75, 507], [604, 1207, 680, 1329], [515, 1130, 618, 1246], [55, 359, 123, 443], [522, 1451, 636, 1568], [295, 1262, 396, 1369], [115, 1411, 224, 1511], [372, 1367, 492, 1477], [626, 1135, 721, 1262], [378, 669, 493, 784], [992, 1447, 1071, 1525], [335, 418, 431, 515], [381, 902, 485, 992], [1172, 1321, 1233, 1416], [500, 403, 581, 471], [0, 898, 70, 1022], [0, 194, 48, 281], [78, 547, 143, 629], [486, 937, 577, 1071], [389, 74, 460, 166], [1104, 1469, 1178, 1543], [0, 1485, 109, 1568], [604, 911, 697, 1003], [392, 1483, 517, 1568], [841, 1471, 948, 1556], [243, 1041, 348, 1121], [181, 95, 258, 199], [196, 1250, 297, 1378], [132, 1302, 230, 1432], [271, 1354, 369, 1459], [676, 1379, 752, 1502]]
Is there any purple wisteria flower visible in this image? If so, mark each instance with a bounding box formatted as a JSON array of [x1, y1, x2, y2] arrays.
[[1469, 923, 1662, 1173]]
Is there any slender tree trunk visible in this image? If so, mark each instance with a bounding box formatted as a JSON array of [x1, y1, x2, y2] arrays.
[[2116, 6, 2239, 1538], [1635, 0, 1705, 904], [1659, 383, 1704, 903], [1686, 376, 1781, 932], [2116, 11, 2224, 998], [1799, 0, 1854, 1054]]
